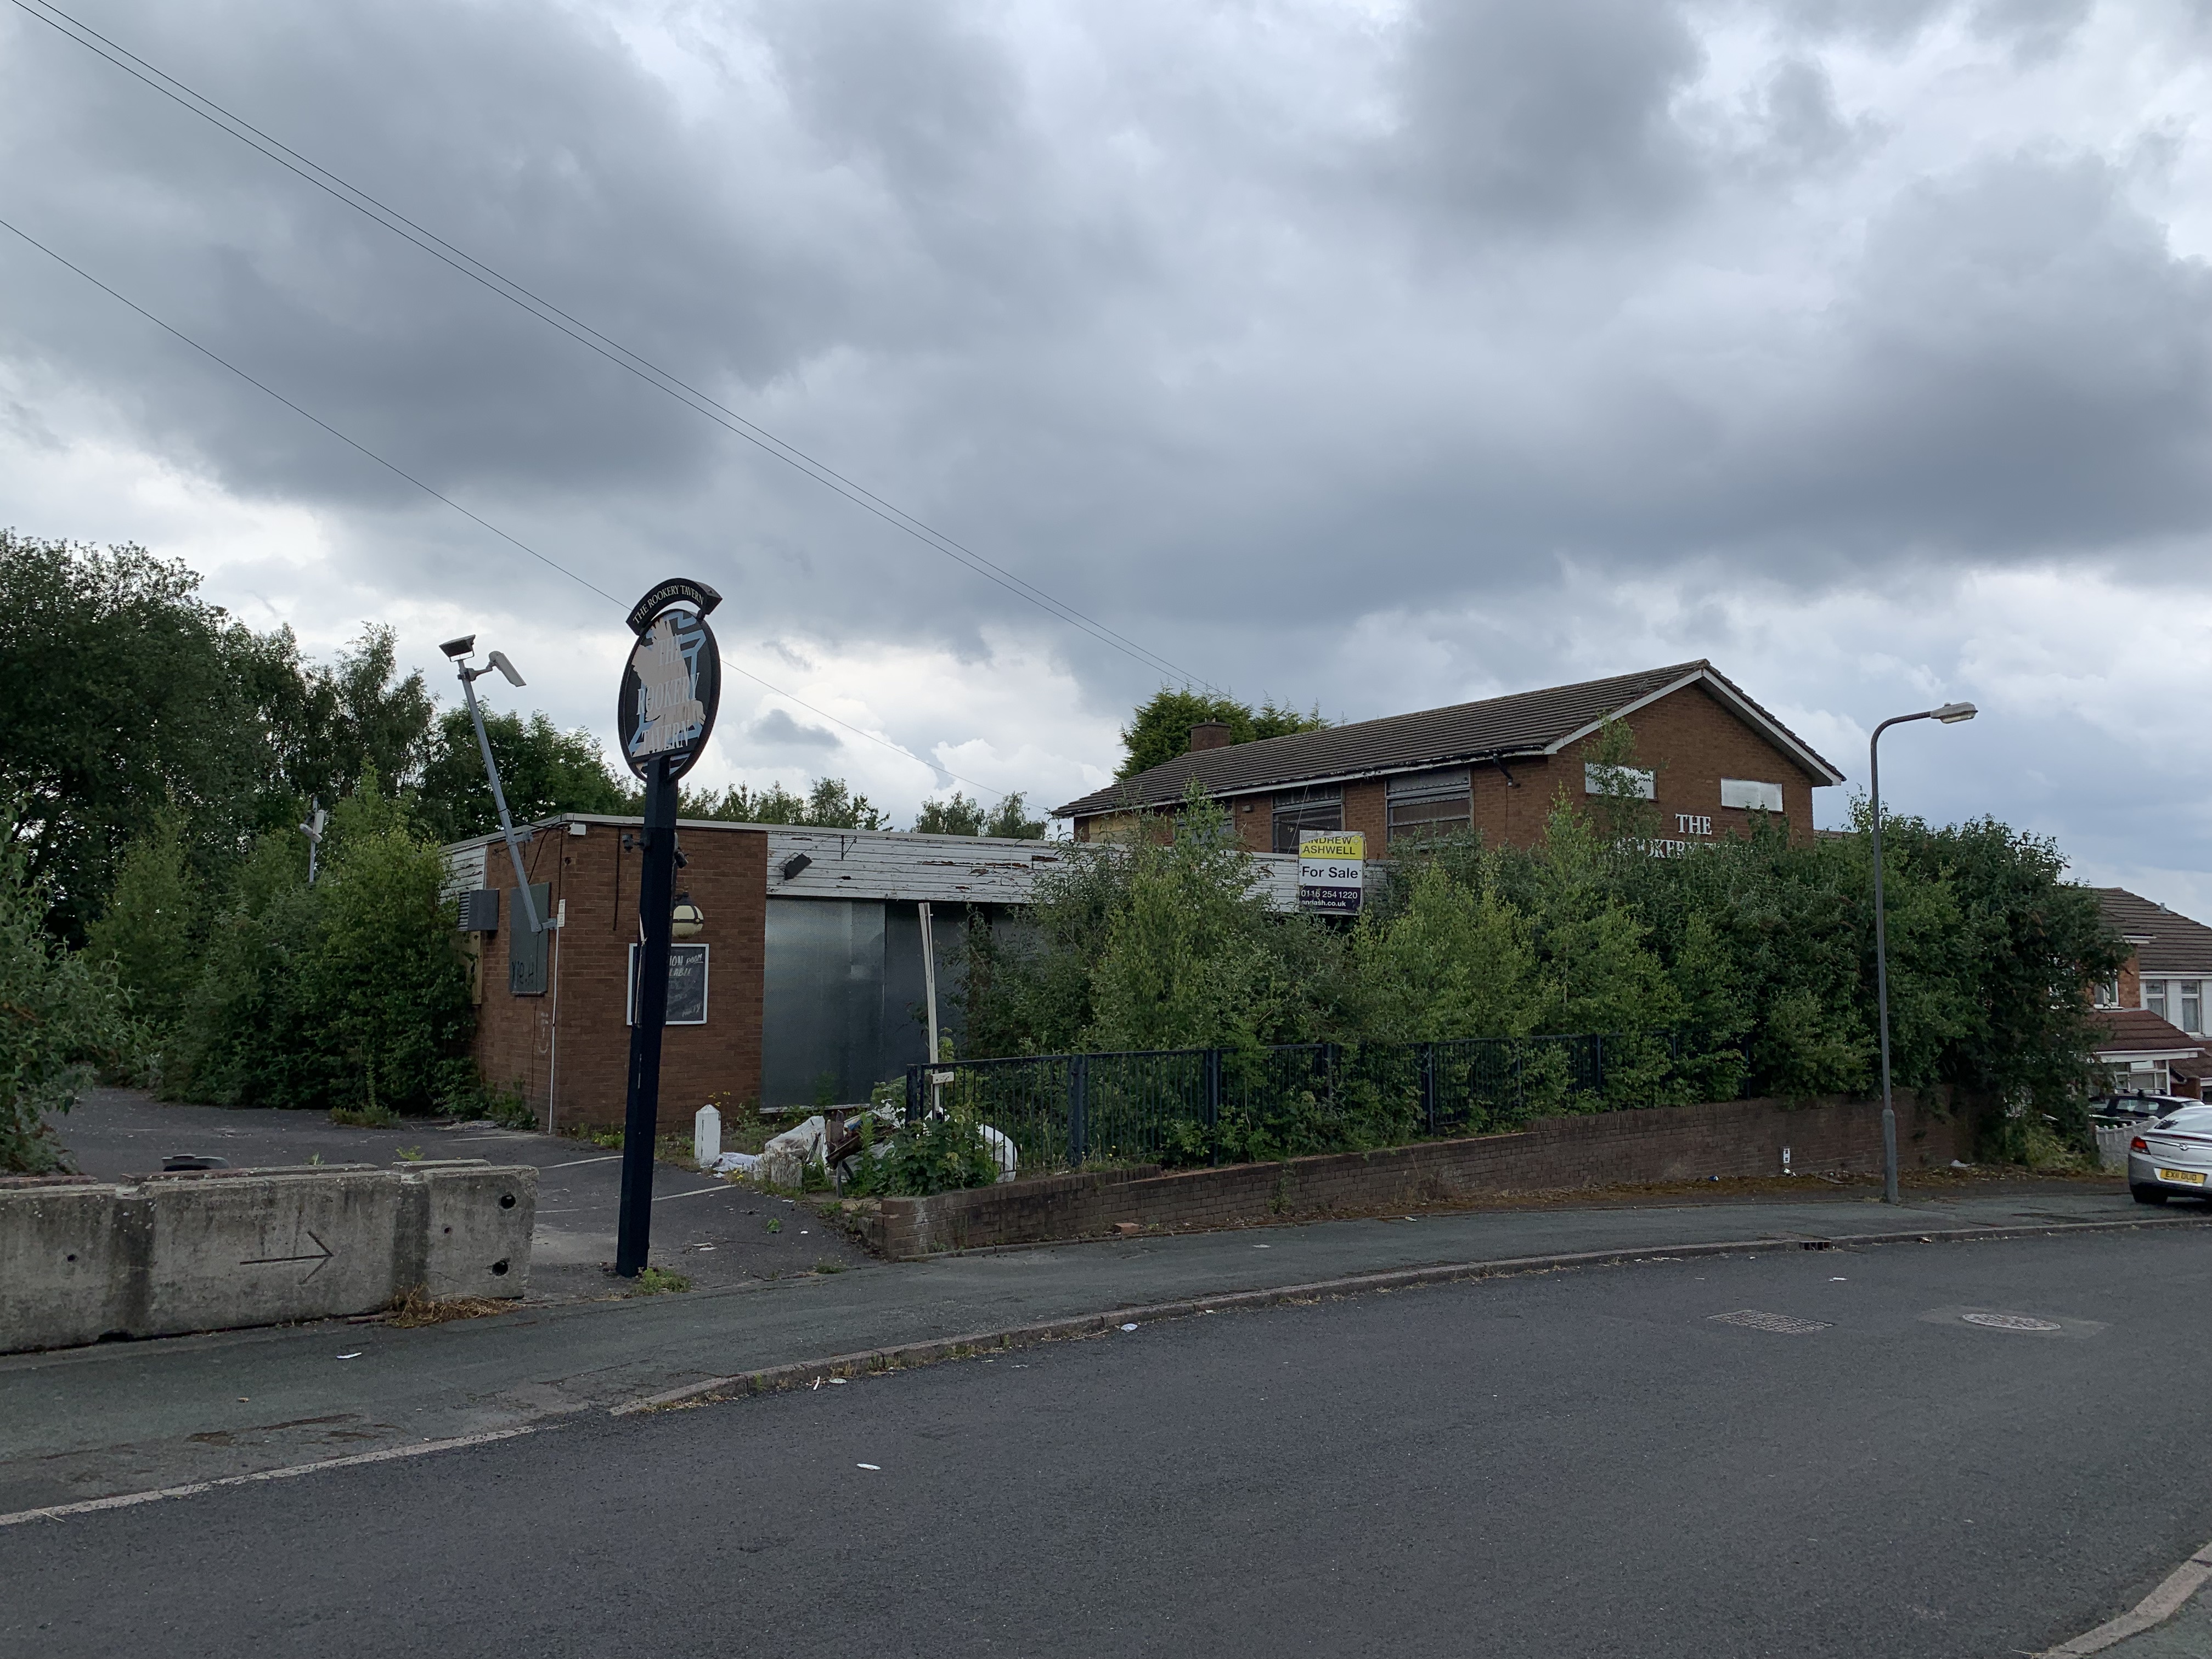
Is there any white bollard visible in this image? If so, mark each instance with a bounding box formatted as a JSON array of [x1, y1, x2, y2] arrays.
[[695, 1103, 722, 1169]]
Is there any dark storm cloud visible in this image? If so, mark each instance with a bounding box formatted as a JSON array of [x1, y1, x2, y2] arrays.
[[0, 0, 2206, 695], [748, 707, 838, 748], [1389, 0, 1706, 228]]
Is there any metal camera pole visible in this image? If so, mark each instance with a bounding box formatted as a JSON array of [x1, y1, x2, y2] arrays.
[[612, 580, 723, 1278], [1869, 699, 1977, 1204], [441, 635, 543, 936]]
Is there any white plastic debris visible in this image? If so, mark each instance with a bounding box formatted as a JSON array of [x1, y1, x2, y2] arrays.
[[856, 1463, 881, 1471], [710, 1151, 759, 1176], [754, 1116, 828, 1187], [978, 1124, 1020, 1183], [336, 1352, 362, 1360], [1120, 1322, 1138, 1331]]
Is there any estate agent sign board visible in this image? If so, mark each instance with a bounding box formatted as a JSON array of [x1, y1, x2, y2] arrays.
[[1298, 830, 1364, 915]]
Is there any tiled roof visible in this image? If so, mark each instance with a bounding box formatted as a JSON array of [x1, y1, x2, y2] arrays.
[[1055, 659, 1843, 819], [2089, 1008, 2209, 1057], [2094, 889, 2212, 974]]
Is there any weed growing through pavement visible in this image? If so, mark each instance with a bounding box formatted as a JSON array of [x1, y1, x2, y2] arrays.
[[628, 1267, 692, 1296], [386, 1286, 510, 1327], [330, 1103, 399, 1127], [766, 1216, 782, 1234]]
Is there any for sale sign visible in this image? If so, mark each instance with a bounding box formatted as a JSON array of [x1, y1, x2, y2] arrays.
[[1298, 830, 1365, 915]]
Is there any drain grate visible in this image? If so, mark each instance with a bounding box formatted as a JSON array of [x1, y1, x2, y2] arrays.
[[1708, 1309, 1830, 1335], [1960, 1311, 2062, 1333]]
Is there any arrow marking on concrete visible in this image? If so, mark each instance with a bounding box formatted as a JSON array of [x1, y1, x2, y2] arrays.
[[240, 1229, 333, 1278]]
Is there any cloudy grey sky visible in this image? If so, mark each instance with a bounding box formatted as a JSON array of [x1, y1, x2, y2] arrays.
[[3, 0, 2207, 912]]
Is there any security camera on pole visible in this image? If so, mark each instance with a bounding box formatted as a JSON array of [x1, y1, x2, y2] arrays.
[[613, 579, 723, 1278]]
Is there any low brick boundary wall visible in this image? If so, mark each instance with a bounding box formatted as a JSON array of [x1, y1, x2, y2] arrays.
[[861, 1091, 1965, 1259]]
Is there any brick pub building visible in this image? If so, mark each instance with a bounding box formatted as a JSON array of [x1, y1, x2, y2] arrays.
[[1054, 659, 1844, 853]]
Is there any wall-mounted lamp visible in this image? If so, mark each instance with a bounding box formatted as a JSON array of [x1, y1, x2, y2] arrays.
[[670, 894, 706, 939]]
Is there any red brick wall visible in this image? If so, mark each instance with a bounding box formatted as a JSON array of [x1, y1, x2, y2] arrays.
[[474, 821, 766, 1131], [1578, 682, 1824, 848], [866, 1089, 1965, 1257]]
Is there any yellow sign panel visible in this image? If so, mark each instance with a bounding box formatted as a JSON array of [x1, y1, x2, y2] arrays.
[[1298, 832, 1364, 861]]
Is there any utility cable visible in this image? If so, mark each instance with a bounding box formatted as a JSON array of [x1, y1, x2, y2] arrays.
[[8, 0, 1214, 693], [0, 212, 1011, 802]]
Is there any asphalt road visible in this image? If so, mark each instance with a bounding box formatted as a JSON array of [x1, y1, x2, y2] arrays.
[[7, 1227, 2210, 1658]]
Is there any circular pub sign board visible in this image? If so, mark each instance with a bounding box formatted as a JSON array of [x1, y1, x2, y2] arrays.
[[618, 578, 723, 781]]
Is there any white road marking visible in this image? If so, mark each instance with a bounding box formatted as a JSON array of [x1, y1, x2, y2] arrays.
[[0, 1428, 537, 1528], [652, 1183, 740, 1203], [541, 1155, 622, 1170]]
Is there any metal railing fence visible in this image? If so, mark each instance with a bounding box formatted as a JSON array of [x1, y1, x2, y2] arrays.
[[906, 1030, 1707, 1173]]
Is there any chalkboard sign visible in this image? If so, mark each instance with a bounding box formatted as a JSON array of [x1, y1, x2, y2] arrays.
[[628, 943, 708, 1026]]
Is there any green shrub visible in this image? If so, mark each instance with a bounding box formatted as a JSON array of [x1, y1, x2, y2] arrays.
[[1, 828, 145, 1171], [840, 1109, 1002, 1197]]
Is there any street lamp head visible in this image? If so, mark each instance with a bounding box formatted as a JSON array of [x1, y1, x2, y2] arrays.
[[486, 650, 526, 687], [439, 635, 477, 659], [1933, 701, 1977, 724]]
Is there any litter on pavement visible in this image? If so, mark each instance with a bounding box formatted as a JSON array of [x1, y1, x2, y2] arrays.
[[1120, 1322, 1138, 1331]]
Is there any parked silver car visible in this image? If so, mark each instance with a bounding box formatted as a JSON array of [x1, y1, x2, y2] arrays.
[[2128, 1105, 2212, 1204]]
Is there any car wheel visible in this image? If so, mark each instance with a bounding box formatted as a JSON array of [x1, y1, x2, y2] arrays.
[[2131, 1184, 2170, 1205]]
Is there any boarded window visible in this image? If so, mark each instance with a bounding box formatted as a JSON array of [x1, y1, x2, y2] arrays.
[[1720, 778, 1784, 812], [1584, 763, 1655, 800], [628, 943, 709, 1025], [508, 883, 551, 996], [1272, 786, 1343, 853], [1386, 767, 1470, 844]]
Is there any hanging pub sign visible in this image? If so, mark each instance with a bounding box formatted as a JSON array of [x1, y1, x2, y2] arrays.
[[618, 578, 723, 781], [1298, 830, 1365, 915]]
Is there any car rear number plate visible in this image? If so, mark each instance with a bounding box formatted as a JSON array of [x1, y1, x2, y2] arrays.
[[2156, 1168, 2206, 1186]]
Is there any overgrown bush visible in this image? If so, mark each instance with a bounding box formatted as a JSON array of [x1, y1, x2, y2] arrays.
[[1, 827, 145, 1171], [839, 1108, 1002, 1197], [959, 730, 2124, 1160]]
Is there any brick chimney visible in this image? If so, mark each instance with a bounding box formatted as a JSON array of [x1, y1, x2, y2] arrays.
[[1188, 721, 1232, 753]]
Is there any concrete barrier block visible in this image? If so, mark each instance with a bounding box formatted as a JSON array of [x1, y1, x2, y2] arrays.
[[0, 1162, 540, 1354], [415, 1165, 536, 1299], [0, 1184, 127, 1351]]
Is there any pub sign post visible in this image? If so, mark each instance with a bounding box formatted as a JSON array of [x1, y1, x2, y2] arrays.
[[614, 578, 723, 1277]]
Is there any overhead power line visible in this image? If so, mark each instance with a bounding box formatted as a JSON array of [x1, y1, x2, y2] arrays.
[[9, 0, 1214, 693], [0, 212, 1009, 802]]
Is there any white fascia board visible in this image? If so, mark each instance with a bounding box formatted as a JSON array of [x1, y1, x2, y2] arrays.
[[1542, 669, 1848, 787]]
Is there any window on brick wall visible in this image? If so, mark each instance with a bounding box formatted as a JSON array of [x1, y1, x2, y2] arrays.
[[1720, 778, 1784, 812], [1386, 767, 1471, 845], [1272, 787, 1342, 853]]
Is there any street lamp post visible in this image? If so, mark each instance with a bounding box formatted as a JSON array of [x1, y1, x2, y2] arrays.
[[1870, 699, 1977, 1204]]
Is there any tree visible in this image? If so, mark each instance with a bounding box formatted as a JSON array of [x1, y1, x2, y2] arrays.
[[1117, 689, 1329, 778], [83, 809, 202, 1035], [684, 778, 889, 829], [415, 707, 633, 843], [1, 822, 143, 1171], [912, 792, 986, 835], [0, 534, 284, 941], [914, 791, 1047, 839], [276, 626, 437, 809]]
